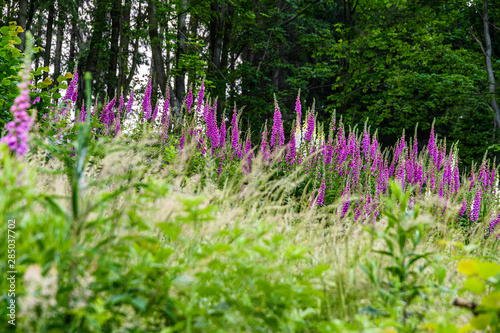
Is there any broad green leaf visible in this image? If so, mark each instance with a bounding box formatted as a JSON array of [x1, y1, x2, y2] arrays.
[[156, 222, 181, 240], [57, 75, 66, 83], [470, 314, 491, 330], [481, 292, 500, 309], [313, 264, 331, 277], [37, 82, 47, 89], [130, 296, 148, 312], [458, 260, 478, 276], [477, 262, 500, 280], [64, 72, 73, 79], [463, 277, 486, 294], [0, 26, 9, 35]]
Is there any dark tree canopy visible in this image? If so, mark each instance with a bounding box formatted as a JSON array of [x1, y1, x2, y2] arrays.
[[2, 0, 500, 165]]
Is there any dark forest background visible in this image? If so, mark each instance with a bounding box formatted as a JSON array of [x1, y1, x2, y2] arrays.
[[3, 0, 500, 165]]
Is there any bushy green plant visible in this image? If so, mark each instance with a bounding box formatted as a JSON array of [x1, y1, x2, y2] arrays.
[[361, 182, 437, 328], [0, 22, 24, 127]]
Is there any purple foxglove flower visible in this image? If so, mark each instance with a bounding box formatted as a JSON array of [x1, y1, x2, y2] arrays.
[[304, 111, 315, 142], [458, 198, 466, 219], [324, 142, 334, 166], [185, 86, 193, 113], [261, 123, 271, 162], [479, 161, 488, 188], [361, 127, 370, 159], [79, 105, 86, 123], [219, 116, 226, 148], [1, 80, 33, 157], [101, 98, 116, 128], [196, 82, 204, 115], [316, 176, 326, 206], [64, 65, 78, 103], [207, 107, 220, 156], [152, 103, 159, 123], [412, 135, 418, 157], [179, 132, 185, 150], [490, 162, 496, 187], [203, 99, 210, 124], [109, 110, 115, 129], [453, 163, 460, 193], [142, 79, 152, 123], [126, 90, 134, 118], [270, 99, 285, 150], [470, 189, 481, 222], [32, 96, 41, 105], [286, 125, 296, 165], [117, 93, 124, 113], [161, 91, 170, 141], [369, 136, 378, 160], [341, 201, 350, 218], [115, 113, 121, 135], [71, 69, 79, 103], [295, 91, 301, 128], [243, 136, 254, 175], [428, 123, 438, 164], [230, 108, 241, 158], [469, 172, 475, 192], [489, 212, 500, 236], [162, 90, 170, 125]]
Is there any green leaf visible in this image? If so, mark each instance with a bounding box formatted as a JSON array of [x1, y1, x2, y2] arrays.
[[2, 78, 11, 86], [0, 26, 9, 35], [470, 314, 491, 330], [458, 260, 478, 276], [13, 36, 21, 44], [130, 296, 148, 313], [37, 82, 47, 89], [463, 277, 486, 294], [481, 292, 500, 309], [313, 264, 331, 277], [57, 75, 66, 83], [11, 48, 20, 58], [156, 222, 181, 241], [477, 262, 500, 280]]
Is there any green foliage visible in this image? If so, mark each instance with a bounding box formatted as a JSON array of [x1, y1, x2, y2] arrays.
[[0, 22, 23, 128], [361, 182, 436, 328]]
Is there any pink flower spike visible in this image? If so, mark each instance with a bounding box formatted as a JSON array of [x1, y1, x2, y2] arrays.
[[185, 86, 193, 113]]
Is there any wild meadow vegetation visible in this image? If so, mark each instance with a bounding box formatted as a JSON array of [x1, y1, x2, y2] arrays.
[[0, 22, 500, 332]]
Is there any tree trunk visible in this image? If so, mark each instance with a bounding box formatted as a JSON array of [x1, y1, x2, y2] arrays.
[[17, 0, 28, 52], [68, 0, 80, 67], [483, 0, 500, 133], [125, 2, 143, 98], [53, 3, 64, 81], [186, 14, 199, 89], [43, 2, 55, 79], [209, 0, 225, 71], [26, 0, 35, 31], [81, 0, 107, 106], [107, 0, 121, 100], [147, 0, 168, 98], [118, 0, 131, 97], [174, 0, 187, 117]]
